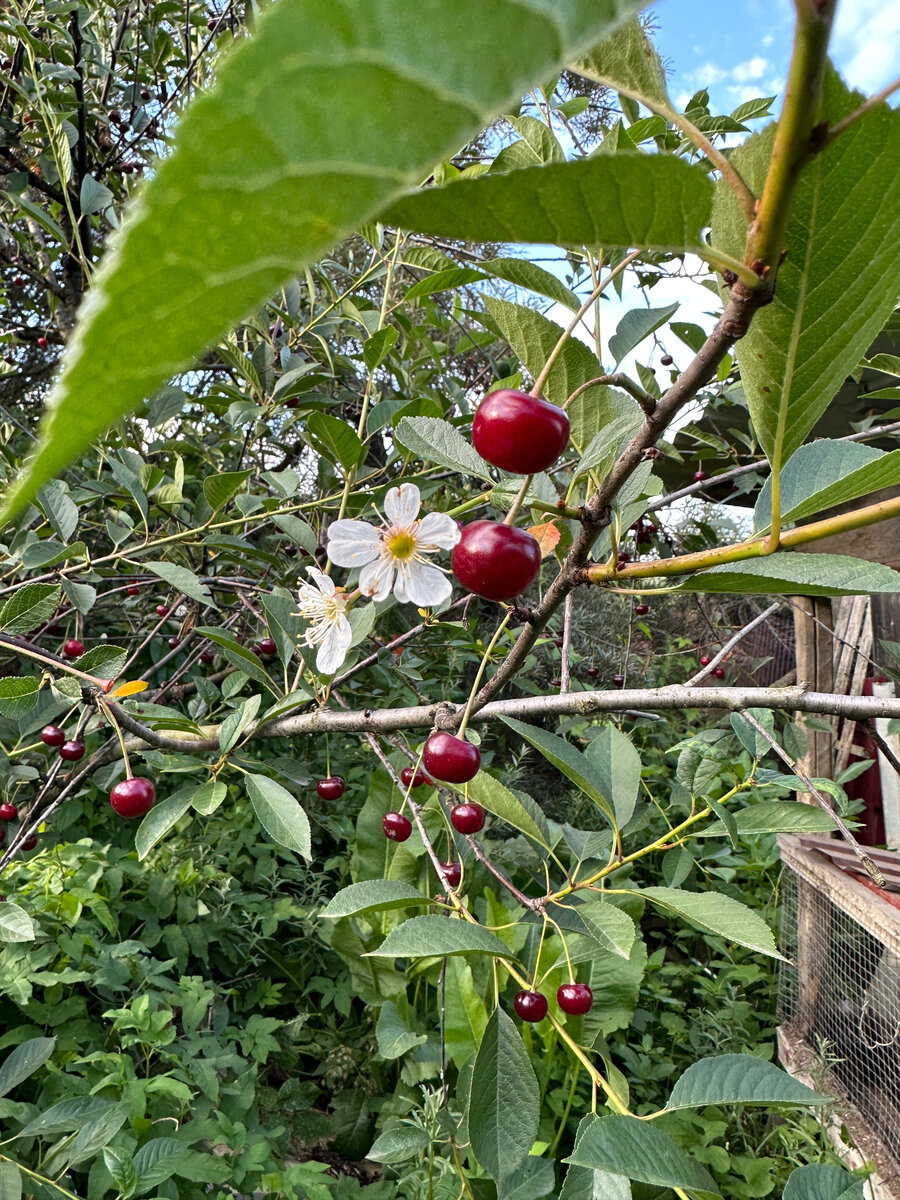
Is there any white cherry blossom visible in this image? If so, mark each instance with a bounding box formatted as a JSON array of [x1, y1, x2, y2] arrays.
[[327, 483, 460, 606], [296, 566, 353, 676]]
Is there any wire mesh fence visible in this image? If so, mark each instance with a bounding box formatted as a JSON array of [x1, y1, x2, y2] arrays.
[[779, 836, 900, 1178]]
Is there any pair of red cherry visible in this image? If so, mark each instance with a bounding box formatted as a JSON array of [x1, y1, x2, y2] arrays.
[[514, 983, 594, 1021], [40, 726, 155, 816], [41, 724, 85, 761], [451, 390, 569, 602]]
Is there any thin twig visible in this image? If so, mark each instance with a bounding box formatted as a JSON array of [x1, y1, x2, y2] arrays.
[[686, 602, 781, 686]]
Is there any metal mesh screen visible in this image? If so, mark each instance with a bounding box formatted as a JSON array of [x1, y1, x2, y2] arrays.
[[779, 867, 900, 1170]]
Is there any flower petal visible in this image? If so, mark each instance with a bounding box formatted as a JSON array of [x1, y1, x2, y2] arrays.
[[327, 519, 381, 566], [417, 511, 462, 551], [305, 565, 335, 596], [360, 555, 395, 601], [384, 483, 421, 527], [316, 615, 353, 675], [402, 560, 453, 607]]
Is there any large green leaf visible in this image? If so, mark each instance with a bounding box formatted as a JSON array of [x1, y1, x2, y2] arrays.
[[469, 1008, 540, 1182], [0, 583, 61, 635], [755, 441, 900, 532], [395, 416, 492, 479], [641, 887, 781, 958], [385, 156, 712, 251], [146, 561, 216, 608], [608, 304, 679, 366], [0, 1163, 21, 1200], [679, 552, 900, 596], [451, 771, 550, 848], [565, 895, 636, 959], [565, 1114, 720, 1198], [0, 1038, 56, 1098], [0, 0, 647, 522], [500, 715, 616, 828], [711, 70, 900, 464], [0, 679, 41, 721], [665, 1054, 825, 1111], [367, 915, 515, 959], [584, 725, 642, 827], [693, 800, 836, 837], [0, 903, 36, 943], [482, 257, 580, 310], [783, 1164, 866, 1200], [245, 773, 311, 859], [319, 880, 431, 920], [135, 786, 196, 860], [560, 1117, 633, 1200]]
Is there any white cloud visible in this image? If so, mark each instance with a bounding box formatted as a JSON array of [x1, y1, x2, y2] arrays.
[[731, 56, 769, 83], [833, 0, 900, 91]]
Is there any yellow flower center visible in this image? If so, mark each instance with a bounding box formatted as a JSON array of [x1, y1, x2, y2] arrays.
[[387, 531, 416, 560]]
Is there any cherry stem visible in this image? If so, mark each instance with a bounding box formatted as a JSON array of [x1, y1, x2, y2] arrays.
[[99, 699, 132, 779], [502, 475, 533, 526], [457, 612, 511, 739]]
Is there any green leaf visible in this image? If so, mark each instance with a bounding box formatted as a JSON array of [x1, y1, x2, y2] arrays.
[[679, 552, 900, 597], [405, 267, 486, 300], [469, 1008, 540, 1182], [36, 481, 78, 542], [368, 915, 515, 960], [80, 174, 115, 216], [727, 800, 836, 836], [363, 326, 399, 371], [783, 1164, 866, 1200], [566, 896, 636, 959], [482, 257, 580, 310], [0, 0, 648, 522], [306, 413, 364, 471], [500, 715, 616, 828], [0, 903, 36, 943], [190, 780, 228, 816], [445, 957, 488, 1069], [145, 561, 216, 608], [367, 1126, 431, 1164], [755, 441, 900, 532], [666, 1054, 825, 1112], [0, 583, 60, 635], [608, 304, 679, 366], [202, 470, 252, 512], [0, 1163, 21, 1200], [584, 724, 642, 826], [46, 1103, 129, 1172], [246, 772, 311, 860], [375, 1001, 428, 1060], [219, 694, 262, 753], [320, 880, 431, 920], [711, 71, 900, 463], [0, 679, 41, 720], [574, 16, 669, 106], [0, 1037, 56, 1098], [74, 645, 129, 678], [566, 1115, 720, 1197], [195, 626, 276, 689], [396, 416, 491, 478], [133, 1137, 192, 1189], [385, 157, 711, 252], [573, 411, 643, 482], [136, 788, 195, 860], [17, 1097, 118, 1140], [641, 886, 781, 958], [729, 708, 774, 758]]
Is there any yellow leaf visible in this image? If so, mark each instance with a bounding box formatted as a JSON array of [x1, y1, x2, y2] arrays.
[[528, 522, 561, 558], [108, 680, 149, 698]]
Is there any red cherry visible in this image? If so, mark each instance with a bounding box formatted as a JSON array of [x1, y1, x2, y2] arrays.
[[168, 636, 180, 649], [612, 674, 625, 688], [59, 740, 85, 761], [0, 803, 17, 821], [382, 811, 412, 842], [37, 336, 48, 348], [200, 649, 215, 664], [450, 802, 485, 835], [63, 639, 84, 659], [126, 585, 140, 596], [284, 544, 298, 557], [110, 776, 156, 818], [634, 604, 649, 616], [400, 766, 430, 789], [661, 354, 674, 366], [714, 666, 726, 679], [317, 776, 346, 800], [699, 656, 711, 667], [586, 666, 599, 679], [452, 521, 541, 601], [41, 725, 65, 747], [256, 637, 277, 657], [440, 861, 461, 888], [22, 834, 37, 851], [472, 389, 570, 474], [514, 990, 548, 1023], [557, 982, 593, 1015], [423, 731, 480, 783], [693, 470, 708, 483], [617, 552, 631, 564], [285, 397, 299, 409], [156, 604, 170, 617]]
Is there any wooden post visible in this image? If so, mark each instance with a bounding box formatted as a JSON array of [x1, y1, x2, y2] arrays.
[[794, 597, 834, 779]]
